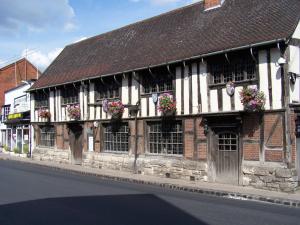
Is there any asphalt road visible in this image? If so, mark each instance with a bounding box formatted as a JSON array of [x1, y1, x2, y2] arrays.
[[0, 160, 299, 225]]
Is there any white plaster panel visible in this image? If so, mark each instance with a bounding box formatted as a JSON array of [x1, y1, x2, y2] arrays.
[[210, 89, 218, 112], [122, 74, 129, 118], [84, 86, 88, 120], [192, 63, 199, 114], [62, 106, 66, 121], [131, 75, 139, 105], [289, 45, 300, 103], [234, 86, 243, 111], [79, 86, 84, 120], [292, 21, 300, 39], [175, 66, 182, 115], [222, 88, 231, 111], [89, 83, 95, 120], [30, 93, 35, 122], [49, 91, 55, 122], [184, 66, 189, 115], [258, 50, 270, 110], [200, 62, 208, 113], [149, 98, 155, 117], [141, 98, 147, 117], [270, 48, 282, 109], [58, 90, 62, 122], [96, 106, 101, 120]]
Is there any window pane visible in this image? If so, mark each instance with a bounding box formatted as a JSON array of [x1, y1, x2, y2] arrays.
[[148, 121, 183, 155], [104, 123, 129, 152]]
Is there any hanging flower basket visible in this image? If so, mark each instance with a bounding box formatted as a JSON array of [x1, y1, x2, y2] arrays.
[[158, 93, 176, 116], [38, 109, 51, 119], [107, 100, 124, 119], [240, 87, 265, 112], [67, 104, 81, 120]]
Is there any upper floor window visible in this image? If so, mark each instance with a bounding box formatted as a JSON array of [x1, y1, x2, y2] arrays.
[[62, 86, 79, 105], [95, 78, 121, 101], [209, 54, 256, 84], [142, 76, 173, 94], [2, 105, 10, 121], [35, 92, 49, 108]]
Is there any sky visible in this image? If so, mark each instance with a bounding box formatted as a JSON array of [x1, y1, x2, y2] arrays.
[[0, 0, 200, 71]]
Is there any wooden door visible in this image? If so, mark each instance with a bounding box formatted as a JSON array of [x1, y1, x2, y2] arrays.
[[212, 129, 239, 185], [68, 123, 83, 165]]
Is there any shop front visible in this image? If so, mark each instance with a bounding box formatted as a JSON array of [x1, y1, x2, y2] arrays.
[[3, 111, 30, 154]]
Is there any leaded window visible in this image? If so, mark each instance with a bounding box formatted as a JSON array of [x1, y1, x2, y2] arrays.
[[62, 86, 79, 105], [35, 92, 49, 108], [40, 126, 55, 147], [210, 56, 256, 84], [2, 105, 10, 121], [148, 121, 183, 155], [218, 133, 238, 151], [95, 78, 120, 101], [103, 123, 129, 152], [143, 76, 173, 94]]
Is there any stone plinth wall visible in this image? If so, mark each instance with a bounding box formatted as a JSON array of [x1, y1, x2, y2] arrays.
[[242, 164, 298, 192], [32, 148, 70, 164], [82, 152, 208, 182]]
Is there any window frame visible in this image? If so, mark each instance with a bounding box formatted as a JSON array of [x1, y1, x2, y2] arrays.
[[147, 121, 183, 155], [62, 86, 79, 105], [217, 132, 238, 152], [35, 92, 49, 109], [142, 75, 173, 95], [39, 126, 55, 148], [208, 54, 257, 86], [102, 123, 129, 153], [2, 105, 11, 122], [95, 78, 121, 102]]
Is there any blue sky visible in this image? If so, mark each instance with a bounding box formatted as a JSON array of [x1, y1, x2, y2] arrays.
[[0, 0, 199, 71]]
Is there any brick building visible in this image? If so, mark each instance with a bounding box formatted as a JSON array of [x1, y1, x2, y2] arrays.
[[29, 0, 300, 192], [0, 58, 40, 107]]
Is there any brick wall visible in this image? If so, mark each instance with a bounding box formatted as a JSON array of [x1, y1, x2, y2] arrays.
[[204, 0, 221, 9], [243, 114, 260, 161], [0, 59, 39, 107], [264, 113, 284, 162], [184, 119, 195, 159], [196, 118, 207, 160]]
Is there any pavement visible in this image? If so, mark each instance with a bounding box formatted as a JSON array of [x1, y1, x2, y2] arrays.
[[1, 152, 300, 208]]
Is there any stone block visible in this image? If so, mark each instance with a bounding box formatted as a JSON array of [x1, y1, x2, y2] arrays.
[[275, 168, 292, 178]]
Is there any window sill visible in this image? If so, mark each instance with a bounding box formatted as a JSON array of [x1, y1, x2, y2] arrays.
[[145, 153, 183, 158], [208, 79, 258, 89], [141, 90, 174, 98]]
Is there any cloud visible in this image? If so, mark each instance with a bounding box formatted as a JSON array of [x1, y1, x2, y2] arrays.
[[0, 0, 76, 34], [22, 48, 63, 71], [129, 0, 201, 5]]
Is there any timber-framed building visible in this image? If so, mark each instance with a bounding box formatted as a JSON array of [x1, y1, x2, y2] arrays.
[[29, 0, 300, 191]]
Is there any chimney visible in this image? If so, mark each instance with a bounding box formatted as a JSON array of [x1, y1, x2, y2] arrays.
[[204, 0, 224, 10]]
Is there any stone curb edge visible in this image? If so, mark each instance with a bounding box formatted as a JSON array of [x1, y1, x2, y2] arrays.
[[1, 156, 300, 208]]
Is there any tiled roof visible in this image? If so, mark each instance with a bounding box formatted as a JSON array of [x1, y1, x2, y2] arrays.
[[30, 0, 300, 90]]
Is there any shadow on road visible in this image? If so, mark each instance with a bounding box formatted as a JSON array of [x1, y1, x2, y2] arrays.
[[0, 194, 208, 225]]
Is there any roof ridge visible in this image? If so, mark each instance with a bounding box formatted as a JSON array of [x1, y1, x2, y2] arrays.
[[68, 0, 204, 47]]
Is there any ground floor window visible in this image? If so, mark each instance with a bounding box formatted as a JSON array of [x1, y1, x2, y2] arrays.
[[40, 126, 55, 147], [148, 121, 183, 155], [103, 123, 129, 152]]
